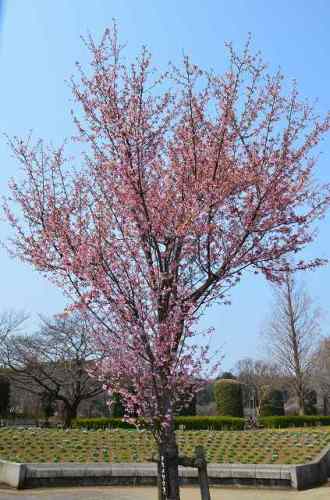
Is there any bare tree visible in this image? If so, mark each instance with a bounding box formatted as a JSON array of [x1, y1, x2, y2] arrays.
[[0, 310, 28, 345], [236, 358, 281, 416], [0, 312, 104, 426], [311, 337, 330, 414], [262, 274, 321, 415]]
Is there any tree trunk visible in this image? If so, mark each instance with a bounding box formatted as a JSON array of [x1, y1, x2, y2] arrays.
[[297, 380, 305, 416], [286, 275, 306, 418], [63, 403, 78, 428], [157, 427, 180, 500], [298, 396, 305, 416]]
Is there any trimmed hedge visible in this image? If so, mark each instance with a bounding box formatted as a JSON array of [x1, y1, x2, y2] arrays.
[[73, 415, 330, 431], [214, 379, 243, 417], [73, 416, 244, 431], [259, 415, 330, 428], [73, 418, 135, 430], [174, 416, 244, 430]]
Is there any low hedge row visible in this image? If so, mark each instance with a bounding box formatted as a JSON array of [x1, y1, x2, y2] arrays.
[[73, 415, 330, 431], [175, 416, 244, 430], [259, 415, 330, 428], [73, 418, 135, 430], [73, 416, 244, 430]]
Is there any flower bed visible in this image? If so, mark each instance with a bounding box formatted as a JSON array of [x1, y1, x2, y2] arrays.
[[1, 427, 330, 465]]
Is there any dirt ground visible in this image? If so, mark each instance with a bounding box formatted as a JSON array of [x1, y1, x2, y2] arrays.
[[0, 485, 329, 500]]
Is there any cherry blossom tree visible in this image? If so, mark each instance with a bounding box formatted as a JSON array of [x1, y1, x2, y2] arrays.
[[4, 26, 330, 499]]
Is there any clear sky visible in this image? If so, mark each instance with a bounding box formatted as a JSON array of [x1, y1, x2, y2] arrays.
[[0, 1, 329, 370]]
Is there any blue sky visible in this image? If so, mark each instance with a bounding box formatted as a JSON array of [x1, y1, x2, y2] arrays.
[[0, 1, 329, 370]]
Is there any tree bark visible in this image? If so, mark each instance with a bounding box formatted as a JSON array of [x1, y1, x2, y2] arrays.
[[296, 378, 305, 416], [157, 428, 180, 500], [286, 277, 305, 416], [63, 403, 79, 428], [298, 389, 305, 416]]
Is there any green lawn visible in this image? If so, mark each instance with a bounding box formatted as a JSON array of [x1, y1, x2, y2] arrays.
[[0, 427, 330, 465]]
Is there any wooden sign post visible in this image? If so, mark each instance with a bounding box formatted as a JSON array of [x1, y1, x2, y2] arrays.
[[194, 446, 211, 500], [154, 445, 211, 500]]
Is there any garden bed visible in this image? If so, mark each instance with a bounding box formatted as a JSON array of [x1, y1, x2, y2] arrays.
[[1, 427, 330, 465]]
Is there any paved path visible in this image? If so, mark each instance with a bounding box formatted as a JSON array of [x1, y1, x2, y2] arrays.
[[0, 486, 329, 500]]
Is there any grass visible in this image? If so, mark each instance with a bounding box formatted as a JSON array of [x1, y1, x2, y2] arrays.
[[0, 427, 330, 465]]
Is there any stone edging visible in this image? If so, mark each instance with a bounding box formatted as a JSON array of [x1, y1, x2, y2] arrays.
[[0, 460, 26, 489], [0, 444, 329, 490]]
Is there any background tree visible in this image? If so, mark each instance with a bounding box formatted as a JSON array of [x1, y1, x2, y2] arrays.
[[311, 337, 330, 414], [40, 391, 57, 424], [4, 26, 330, 499], [260, 389, 285, 417], [236, 357, 281, 416], [0, 310, 27, 344], [214, 379, 243, 417], [262, 274, 321, 415], [303, 389, 318, 415], [0, 313, 103, 427], [111, 393, 125, 418], [0, 374, 10, 417], [0, 311, 27, 419]]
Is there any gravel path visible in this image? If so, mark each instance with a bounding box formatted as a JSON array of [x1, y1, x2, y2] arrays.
[[0, 485, 329, 500]]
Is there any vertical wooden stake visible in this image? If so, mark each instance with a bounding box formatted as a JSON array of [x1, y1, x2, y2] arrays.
[[195, 446, 211, 500]]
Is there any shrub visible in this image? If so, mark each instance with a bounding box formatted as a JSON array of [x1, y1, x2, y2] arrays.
[[260, 390, 285, 417], [111, 394, 125, 418], [73, 415, 245, 431], [40, 392, 56, 420], [73, 417, 135, 430], [174, 416, 244, 430], [304, 390, 318, 415], [213, 379, 243, 417], [73, 414, 330, 431], [176, 396, 197, 416], [260, 415, 330, 428], [0, 376, 10, 417]]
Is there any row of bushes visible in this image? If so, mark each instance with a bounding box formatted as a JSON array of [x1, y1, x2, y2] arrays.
[[73, 417, 135, 430], [259, 415, 330, 428], [73, 415, 330, 431], [175, 416, 244, 430], [73, 416, 244, 430]]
